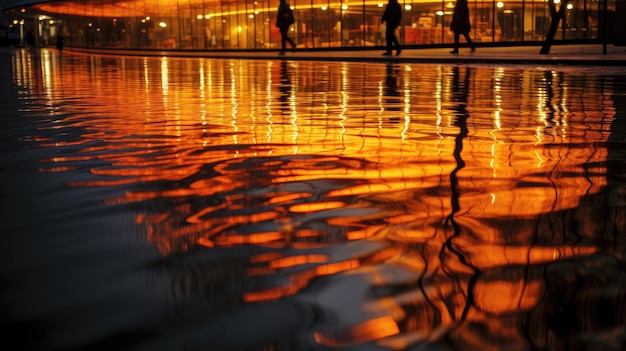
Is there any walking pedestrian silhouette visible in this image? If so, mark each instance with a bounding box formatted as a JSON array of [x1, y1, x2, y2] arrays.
[[450, 0, 476, 54], [276, 0, 296, 55], [381, 0, 402, 56]]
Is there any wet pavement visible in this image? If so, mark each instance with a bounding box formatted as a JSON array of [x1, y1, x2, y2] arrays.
[[67, 43, 626, 65]]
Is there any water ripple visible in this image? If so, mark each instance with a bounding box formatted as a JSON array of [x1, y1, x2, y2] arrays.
[[2, 48, 626, 351]]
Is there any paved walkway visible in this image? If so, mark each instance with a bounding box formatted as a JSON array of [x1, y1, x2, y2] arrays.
[[66, 44, 626, 66]]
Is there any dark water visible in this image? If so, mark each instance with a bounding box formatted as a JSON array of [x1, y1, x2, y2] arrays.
[[1, 47, 626, 351]]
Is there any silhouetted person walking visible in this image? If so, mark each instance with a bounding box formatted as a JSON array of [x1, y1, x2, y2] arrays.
[[55, 34, 64, 50], [381, 0, 402, 56], [25, 30, 35, 47], [276, 0, 296, 55], [450, 0, 475, 54]]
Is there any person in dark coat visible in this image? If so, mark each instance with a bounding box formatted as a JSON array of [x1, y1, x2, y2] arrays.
[[55, 34, 64, 50], [450, 0, 475, 54], [276, 0, 296, 54], [26, 30, 35, 47], [381, 0, 402, 56]]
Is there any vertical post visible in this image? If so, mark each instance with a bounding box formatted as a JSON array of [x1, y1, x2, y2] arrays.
[[492, 0, 496, 43], [311, 0, 315, 48], [603, 0, 607, 54]]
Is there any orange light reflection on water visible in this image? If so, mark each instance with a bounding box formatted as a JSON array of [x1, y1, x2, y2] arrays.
[[18, 49, 623, 350]]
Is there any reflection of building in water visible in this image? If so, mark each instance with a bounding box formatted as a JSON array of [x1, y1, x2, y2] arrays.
[[20, 48, 614, 253], [16, 49, 625, 349]]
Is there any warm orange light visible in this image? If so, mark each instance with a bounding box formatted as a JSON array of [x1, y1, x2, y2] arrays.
[[268, 254, 328, 269], [289, 201, 346, 213], [453, 243, 598, 269], [345, 225, 386, 240], [473, 279, 543, 315], [314, 316, 400, 347]]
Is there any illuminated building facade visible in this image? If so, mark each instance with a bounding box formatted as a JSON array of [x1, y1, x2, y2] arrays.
[[2, 0, 616, 51]]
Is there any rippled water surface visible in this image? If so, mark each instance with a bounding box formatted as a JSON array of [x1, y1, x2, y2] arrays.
[[2, 48, 626, 351]]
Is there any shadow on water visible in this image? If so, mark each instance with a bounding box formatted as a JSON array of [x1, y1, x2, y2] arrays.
[[1, 47, 626, 351]]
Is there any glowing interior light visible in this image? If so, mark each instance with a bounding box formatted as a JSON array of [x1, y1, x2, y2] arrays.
[[497, 2, 504, 8], [159, 21, 167, 28], [436, 10, 444, 16], [404, 5, 412, 10], [321, 6, 327, 10], [566, 3, 574, 9]]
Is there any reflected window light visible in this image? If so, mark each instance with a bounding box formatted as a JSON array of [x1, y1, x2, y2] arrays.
[[160, 57, 169, 95]]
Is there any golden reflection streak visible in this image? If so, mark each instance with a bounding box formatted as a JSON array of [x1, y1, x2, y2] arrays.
[[402, 66, 411, 143], [230, 63, 239, 147], [473, 280, 543, 315], [339, 63, 348, 146], [314, 316, 400, 347], [265, 62, 273, 145], [243, 259, 360, 302], [143, 58, 150, 93], [160, 56, 168, 98], [267, 192, 313, 205], [453, 243, 597, 269], [289, 201, 345, 213], [41, 50, 52, 102], [268, 254, 328, 269]]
